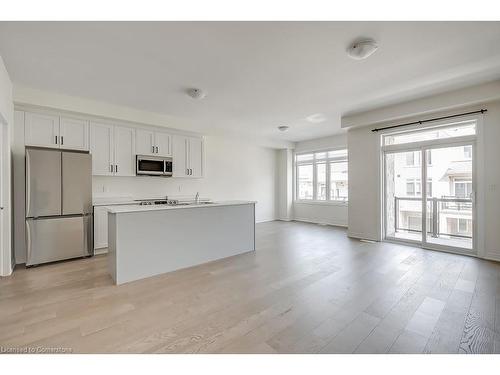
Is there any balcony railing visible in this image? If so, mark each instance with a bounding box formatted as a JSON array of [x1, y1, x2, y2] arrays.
[[394, 196, 472, 239]]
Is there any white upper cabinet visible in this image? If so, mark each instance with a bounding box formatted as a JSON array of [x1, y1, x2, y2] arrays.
[[22, 110, 203, 179], [172, 136, 188, 177], [172, 135, 204, 178], [25, 112, 60, 148], [155, 132, 171, 157], [189, 137, 203, 178], [90, 122, 114, 176], [113, 126, 136, 177], [90, 122, 135, 176], [136, 129, 171, 157], [60, 116, 89, 151], [136, 129, 155, 156], [24, 112, 89, 151]]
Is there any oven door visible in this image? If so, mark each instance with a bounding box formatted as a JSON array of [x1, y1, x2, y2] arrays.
[[136, 156, 165, 176]]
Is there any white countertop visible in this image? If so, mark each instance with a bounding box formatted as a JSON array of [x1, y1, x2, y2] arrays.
[[104, 200, 256, 214]]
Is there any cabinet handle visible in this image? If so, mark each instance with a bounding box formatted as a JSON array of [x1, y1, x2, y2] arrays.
[[186, 168, 189, 175], [190, 168, 193, 175], [55, 135, 58, 144], [110, 164, 113, 173], [115, 164, 118, 173], [156, 146, 159, 153], [61, 136, 64, 145]]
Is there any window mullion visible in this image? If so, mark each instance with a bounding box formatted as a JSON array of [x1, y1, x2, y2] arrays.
[[312, 157, 317, 200]]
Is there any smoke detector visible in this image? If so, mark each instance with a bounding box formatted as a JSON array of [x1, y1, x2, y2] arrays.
[[347, 39, 378, 60], [277, 125, 289, 132], [187, 88, 207, 99]]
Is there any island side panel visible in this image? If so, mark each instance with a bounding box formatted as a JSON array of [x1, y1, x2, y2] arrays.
[[107, 212, 117, 283], [112, 203, 255, 285]]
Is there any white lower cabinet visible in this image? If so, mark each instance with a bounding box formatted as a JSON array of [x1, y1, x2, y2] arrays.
[[172, 135, 204, 178], [93, 206, 108, 251], [90, 122, 135, 176]]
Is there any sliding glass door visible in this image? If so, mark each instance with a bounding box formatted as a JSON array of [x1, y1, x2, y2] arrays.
[[423, 144, 473, 250], [383, 120, 476, 254]]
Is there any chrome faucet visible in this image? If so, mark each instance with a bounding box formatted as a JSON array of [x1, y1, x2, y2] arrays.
[[195, 192, 200, 204]]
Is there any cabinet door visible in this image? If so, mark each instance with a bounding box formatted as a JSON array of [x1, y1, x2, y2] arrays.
[[172, 135, 188, 177], [90, 122, 114, 176], [60, 116, 89, 151], [155, 132, 171, 156], [25, 112, 60, 148], [136, 129, 155, 156], [189, 137, 204, 178], [93, 206, 108, 249], [114, 125, 136, 176]]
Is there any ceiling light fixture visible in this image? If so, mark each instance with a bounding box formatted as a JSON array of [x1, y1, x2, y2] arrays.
[[186, 88, 207, 99], [347, 39, 378, 60], [306, 113, 327, 123], [277, 125, 289, 132]]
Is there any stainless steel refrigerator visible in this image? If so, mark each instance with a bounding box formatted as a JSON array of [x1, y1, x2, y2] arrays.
[[25, 148, 93, 266]]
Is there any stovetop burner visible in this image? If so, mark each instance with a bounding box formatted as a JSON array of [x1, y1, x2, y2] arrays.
[[139, 199, 179, 206]]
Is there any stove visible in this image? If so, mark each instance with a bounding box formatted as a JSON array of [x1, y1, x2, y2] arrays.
[[138, 199, 180, 206]]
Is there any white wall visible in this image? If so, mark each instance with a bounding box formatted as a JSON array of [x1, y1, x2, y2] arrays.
[[293, 133, 348, 227], [346, 83, 500, 262], [93, 135, 278, 223], [277, 149, 293, 221], [0, 55, 13, 276]]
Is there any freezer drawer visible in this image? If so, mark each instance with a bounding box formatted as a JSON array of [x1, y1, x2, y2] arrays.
[[26, 215, 92, 266]]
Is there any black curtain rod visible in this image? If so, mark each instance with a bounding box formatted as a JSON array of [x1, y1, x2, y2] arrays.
[[371, 109, 487, 133]]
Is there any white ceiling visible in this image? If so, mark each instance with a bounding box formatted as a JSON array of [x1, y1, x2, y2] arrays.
[[1, 21, 500, 142]]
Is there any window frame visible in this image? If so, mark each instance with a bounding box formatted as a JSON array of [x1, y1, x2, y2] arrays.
[[295, 148, 348, 204]]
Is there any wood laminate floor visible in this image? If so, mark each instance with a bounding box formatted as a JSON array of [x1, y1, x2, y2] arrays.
[[1, 221, 500, 354]]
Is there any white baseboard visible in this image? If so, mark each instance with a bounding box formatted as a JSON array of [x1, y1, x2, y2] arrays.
[[293, 218, 348, 228], [484, 252, 500, 262], [256, 218, 278, 224], [94, 248, 108, 255], [347, 232, 379, 241]]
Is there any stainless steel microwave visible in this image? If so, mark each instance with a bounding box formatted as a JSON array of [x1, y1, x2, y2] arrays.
[[136, 155, 173, 177]]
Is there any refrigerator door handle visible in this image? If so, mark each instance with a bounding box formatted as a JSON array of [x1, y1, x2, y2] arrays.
[[26, 152, 31, 216], [26, 220, 32, 263]]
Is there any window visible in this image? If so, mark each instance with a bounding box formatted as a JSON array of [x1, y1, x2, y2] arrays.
[[296, 149, 348, 202], [458, 218, 468, 233], [464, 145, 472, 159], [406, 152, 418, 166], [297, 164, 313, 200], [330, 161, 348, 200], [383, 121, 476, 146], [316, 163, 327, 200], [405, 150, 432, 166], [405, 178, 432, 196], [454, 179, 472, 198], [406, 179, 421, 196]]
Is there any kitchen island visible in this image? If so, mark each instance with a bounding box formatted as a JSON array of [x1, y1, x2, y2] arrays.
[[106, 201, 256, 285]]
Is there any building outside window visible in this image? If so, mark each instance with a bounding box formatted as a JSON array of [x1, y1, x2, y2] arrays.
[[296, 149, 348, 202], [464, 145, 472, 159]]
